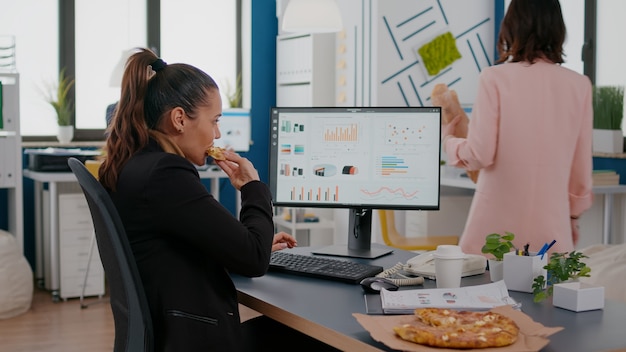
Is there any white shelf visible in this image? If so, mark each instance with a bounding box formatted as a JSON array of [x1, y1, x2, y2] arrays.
[[0, 73, 23, 252], [276, 33, 335, 107], [273, 216, 334, 231], [273, 208, 335, 246]]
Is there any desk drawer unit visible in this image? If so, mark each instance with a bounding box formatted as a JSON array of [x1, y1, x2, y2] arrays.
[[58, 193, 105, 300]]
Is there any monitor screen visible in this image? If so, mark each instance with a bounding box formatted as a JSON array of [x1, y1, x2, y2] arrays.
[[268, 106, 442, 258]]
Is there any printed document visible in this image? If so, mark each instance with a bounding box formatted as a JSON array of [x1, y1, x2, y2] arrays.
[[379, 280, 519, 314]]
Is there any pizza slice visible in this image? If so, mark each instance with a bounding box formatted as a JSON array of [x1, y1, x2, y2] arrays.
[[207, 146, 226, 161], [394, 308, 519, 349]]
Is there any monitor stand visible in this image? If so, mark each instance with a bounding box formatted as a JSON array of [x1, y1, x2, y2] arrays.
[[312, 245, 392, 259], [312, 208, 393, 259]]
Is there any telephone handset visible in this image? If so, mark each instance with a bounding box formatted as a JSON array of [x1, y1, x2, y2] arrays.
[[404, 251, 487, 280], [375, 251, 487, 287]]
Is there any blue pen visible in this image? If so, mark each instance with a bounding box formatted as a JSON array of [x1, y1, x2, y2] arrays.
[[537, 243, 549, 259], [538, 240, 556, 259], [544, 240, 557, 253]]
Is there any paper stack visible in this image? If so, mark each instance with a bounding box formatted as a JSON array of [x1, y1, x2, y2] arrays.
[[592, 170, 620, 186], [379, 280, 519, 314]]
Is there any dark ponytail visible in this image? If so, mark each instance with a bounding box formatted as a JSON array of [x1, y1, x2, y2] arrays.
[[100, 48, 219, 191], [100, 48, 159, 191]]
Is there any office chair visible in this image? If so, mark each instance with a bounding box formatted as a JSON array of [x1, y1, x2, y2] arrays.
[[377, 210, 459, 251], [79, 159, 106, 308], [68, 157, 154, 352]]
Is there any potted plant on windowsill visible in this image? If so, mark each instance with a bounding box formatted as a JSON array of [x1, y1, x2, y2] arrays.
[[224, 72, 242, 109], [481, 232, 515, 282], [531, 251, 601, 311], [592, 85, 624, 154], [44, 68, 75, 144], [218, 72, 251, 152]]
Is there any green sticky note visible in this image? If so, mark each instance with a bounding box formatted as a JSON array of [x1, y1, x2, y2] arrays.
[[418, 32, 462, 76]]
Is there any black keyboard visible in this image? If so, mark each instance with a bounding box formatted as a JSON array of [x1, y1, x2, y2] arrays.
[[268, 251, 384, 284]]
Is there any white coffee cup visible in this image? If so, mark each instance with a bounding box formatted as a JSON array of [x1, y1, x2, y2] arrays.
[[434, 245, 465, 288]]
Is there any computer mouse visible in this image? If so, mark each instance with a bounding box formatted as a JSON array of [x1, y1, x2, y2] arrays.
[[359, 277, 399, 294]]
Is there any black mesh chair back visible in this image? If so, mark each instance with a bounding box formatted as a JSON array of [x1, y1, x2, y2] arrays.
[[68, 157, 153, 352]]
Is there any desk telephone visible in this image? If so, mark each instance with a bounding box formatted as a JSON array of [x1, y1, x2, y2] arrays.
[[376, 251, 486, 286], [404, 252, 487, 279]]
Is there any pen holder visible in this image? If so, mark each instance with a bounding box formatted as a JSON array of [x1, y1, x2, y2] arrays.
[[503, 251, 547, 292]]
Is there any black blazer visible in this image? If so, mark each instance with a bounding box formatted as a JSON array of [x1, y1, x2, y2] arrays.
[[109, 139, 274, 351]]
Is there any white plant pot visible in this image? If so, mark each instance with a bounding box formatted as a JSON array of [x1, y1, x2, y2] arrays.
[[592, 129, 623, 154], [487, 259, 503, 282], [553, 282, 605, 312], [57, 125, 74, 144], [503, 251, 547, 293]]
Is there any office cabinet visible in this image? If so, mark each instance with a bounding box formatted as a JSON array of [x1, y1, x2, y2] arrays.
[[43, 187, 105, 301], [58, 193, 105, 300], [0, 73, 23, 252], [276, 33, 335, 107], [275, 33, 336, 246]]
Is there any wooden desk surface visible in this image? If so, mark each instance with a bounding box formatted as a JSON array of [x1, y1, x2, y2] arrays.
[[232, 245, 626, 352]]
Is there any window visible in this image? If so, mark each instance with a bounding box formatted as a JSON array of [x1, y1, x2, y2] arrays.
[[0, 0, 58, 137], [560, 0, 586, 74], [596, 0, 626, 85], [160, 0, 238, 109], [53, 0, 239, 140], [595, 0, 626, 135], [74, 0, 147, 131]]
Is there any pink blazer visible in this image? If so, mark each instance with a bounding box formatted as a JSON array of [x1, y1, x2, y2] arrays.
[[444, 60, 593, 256]]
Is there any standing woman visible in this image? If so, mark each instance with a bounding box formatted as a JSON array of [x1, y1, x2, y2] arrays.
[[99, 48, 299, 351], [442, 0, 593, 256]]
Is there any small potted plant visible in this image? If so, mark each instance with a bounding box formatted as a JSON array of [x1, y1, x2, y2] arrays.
[[481, 232, 515, 282], [44, 68, 75, 143], [224, 72, 242, 109], [592, 85, 624, 153], [531, 251, 601, 311]]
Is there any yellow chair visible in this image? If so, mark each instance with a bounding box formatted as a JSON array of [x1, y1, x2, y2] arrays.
[[378, 210, 459, 251], [85, 159, 103, 179]]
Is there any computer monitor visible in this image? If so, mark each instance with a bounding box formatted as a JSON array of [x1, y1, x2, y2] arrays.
[[268, 106, 441, 259]]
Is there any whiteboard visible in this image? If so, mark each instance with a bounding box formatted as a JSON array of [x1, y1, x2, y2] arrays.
[[374, 0, 495, 107]]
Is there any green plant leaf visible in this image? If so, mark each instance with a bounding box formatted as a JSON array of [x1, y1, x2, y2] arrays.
[[502, 232, 515, 241], [593, 85, 624, 130], [532, 251, 591, 302], [42, 67, 75, 126], [482, 232, 515, 260]]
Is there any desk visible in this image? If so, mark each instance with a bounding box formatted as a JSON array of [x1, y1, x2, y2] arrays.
[[24, 167, 229, 300], [440, 175, 626, 245], [232, 245, 626, 351]]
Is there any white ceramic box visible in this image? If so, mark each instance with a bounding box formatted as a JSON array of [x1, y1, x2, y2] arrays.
[[553, 282, 605, 312], [503, 251, 547, 292]]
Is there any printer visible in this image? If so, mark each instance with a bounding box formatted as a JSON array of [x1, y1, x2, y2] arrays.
[[25, 148, 100, 172]]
